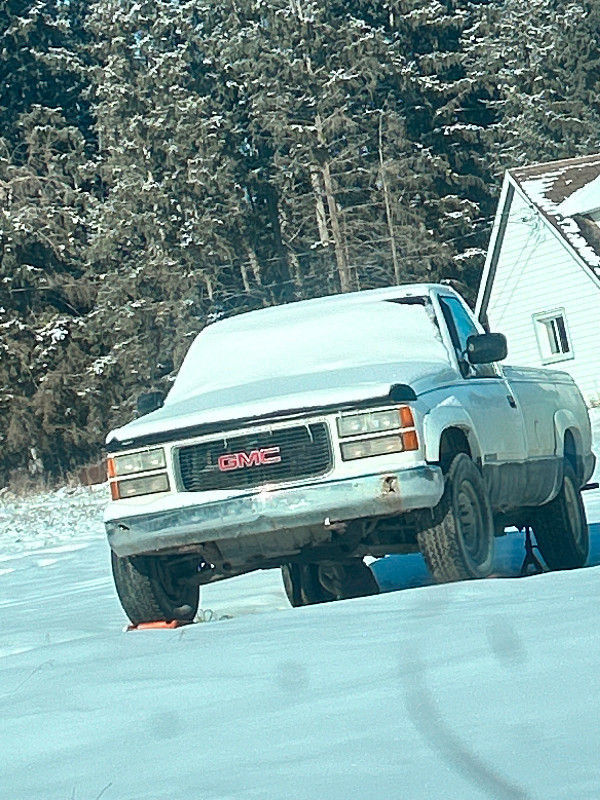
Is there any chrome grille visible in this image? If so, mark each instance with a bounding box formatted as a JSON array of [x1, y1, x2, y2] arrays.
[[177, 423, 332, 492]]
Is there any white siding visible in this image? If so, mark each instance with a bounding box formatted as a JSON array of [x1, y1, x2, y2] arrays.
[[485, 186, 600, 405]]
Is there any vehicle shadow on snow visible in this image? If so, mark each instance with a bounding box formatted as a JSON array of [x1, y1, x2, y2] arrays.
[[371, 520, 600, 593]]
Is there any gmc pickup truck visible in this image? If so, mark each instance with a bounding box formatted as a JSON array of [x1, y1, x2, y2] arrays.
[[105, 284, 595, 624]]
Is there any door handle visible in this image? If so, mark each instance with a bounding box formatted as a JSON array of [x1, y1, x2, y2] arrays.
[[506, 395, 517, 409]]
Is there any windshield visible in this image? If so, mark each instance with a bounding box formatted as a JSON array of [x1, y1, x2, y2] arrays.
[[167, 298, 447, 402]]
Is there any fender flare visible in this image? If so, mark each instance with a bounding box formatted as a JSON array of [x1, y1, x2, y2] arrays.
[[554, 408, 585, 477], [422, 405, 483, 466]]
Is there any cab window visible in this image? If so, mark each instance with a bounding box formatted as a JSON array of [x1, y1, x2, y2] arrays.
[[438, 296, 498, 378]]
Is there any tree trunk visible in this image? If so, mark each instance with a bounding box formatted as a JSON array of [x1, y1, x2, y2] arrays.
[[278, 206, 303, 291], [315, 114, 351, 293], [288, 248, 302, 289], [309, 165, 330, 247], [239, 260, 251, 292], [246, 245, 262, 285], [379, 113, 401, 285], [263, 182, 292, 298]]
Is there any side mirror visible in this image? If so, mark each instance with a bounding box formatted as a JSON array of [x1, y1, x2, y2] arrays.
[[466, 332, 507, 364], [137, 391, 165, 417]]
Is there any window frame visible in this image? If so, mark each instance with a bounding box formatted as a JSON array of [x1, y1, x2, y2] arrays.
[[532, 308, 574, 365], [437, 295, 500, 379]]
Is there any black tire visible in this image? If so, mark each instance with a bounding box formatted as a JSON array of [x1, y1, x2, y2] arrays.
[[111, 551, 199, 625], [531, 463, 589, 570], [281, 560, 379, 607], [417, 453, 494, 583], [281, 563, 332, 607]]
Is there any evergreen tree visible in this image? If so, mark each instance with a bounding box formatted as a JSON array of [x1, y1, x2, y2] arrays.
[[325, 0, 500, 292], [209, 0, 474, 294], [5, 0, 598, 484], [469, 0, 600, 169], [0, 0, 96, 480], [84, 0, 250, 439]]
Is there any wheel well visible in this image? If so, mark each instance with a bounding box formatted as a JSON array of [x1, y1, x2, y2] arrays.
[[439, 428, 472, 473], [563, 430, 579, 481]]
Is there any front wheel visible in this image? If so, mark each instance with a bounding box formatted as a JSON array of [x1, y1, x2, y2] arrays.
[[530, 463, 589, 570], [417, 453, 494, 583], [111, 551, 200, 625]]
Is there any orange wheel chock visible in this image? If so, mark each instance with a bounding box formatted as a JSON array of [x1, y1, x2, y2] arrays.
[[126, 619, 194, 631]]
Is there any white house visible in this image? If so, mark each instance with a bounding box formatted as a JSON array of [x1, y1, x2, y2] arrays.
[[476, 154, 600, 405]]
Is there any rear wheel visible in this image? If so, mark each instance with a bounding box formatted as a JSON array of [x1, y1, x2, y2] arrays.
[[281, 560, 379, 607], [111, 551, 199, 625], [418, 453, 494, 583], [531, 463, 589, 570]]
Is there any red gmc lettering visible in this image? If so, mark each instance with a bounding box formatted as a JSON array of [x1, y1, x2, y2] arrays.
[[218, 454, 241, 471], [218, 446, 282, 472], [259, 447, 282, 465], [237, 451, 263, 468]]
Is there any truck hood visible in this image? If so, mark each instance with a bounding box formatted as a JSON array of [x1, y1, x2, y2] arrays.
[[107, 360, 453, 446], [107, 293, 454, 446]]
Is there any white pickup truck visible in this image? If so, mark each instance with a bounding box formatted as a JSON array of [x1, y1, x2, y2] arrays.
[[105, 284, 595, 624]]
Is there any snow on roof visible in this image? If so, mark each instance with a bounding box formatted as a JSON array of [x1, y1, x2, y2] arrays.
[[510, 154, 600, 276], [556, 172, 600, 216], [207, 283, 438, 332]]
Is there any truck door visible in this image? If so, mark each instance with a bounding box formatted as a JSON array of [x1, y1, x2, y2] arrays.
[[501, 366, 560, 460], [436, 294, 527, 469]]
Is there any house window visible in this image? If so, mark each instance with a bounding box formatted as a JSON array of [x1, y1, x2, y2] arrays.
[[533, 309, 573, 364]]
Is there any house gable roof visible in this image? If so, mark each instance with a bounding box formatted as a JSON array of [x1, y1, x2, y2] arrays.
[[476, 154, 600, 322], [509, 154, 600, 275]]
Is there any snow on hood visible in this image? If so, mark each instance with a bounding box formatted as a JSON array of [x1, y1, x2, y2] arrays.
[[108, 293, 453, 444]]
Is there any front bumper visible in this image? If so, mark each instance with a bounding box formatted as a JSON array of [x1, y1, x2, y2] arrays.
[[106, 465, 444, 557]]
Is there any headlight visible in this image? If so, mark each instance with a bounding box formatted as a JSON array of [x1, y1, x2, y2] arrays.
[[110, 473, 170, 500], [109, 448, 166, 477], [337, 408, 403, 438], [337, 405, 418, 461], [341, 435, 405, 461], [108, 447, 170, 500]]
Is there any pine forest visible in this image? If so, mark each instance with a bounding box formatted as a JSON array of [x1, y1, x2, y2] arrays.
[[1, 0, 599, 483]]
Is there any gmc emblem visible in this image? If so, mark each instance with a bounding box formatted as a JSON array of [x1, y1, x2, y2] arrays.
[[218, 446, 282, 472]]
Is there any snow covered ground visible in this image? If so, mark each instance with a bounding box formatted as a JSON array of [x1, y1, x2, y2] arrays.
[[2, 410, 600, 800]]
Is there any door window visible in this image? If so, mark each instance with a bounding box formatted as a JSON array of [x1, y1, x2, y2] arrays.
[[438, 296, 497, 378]]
